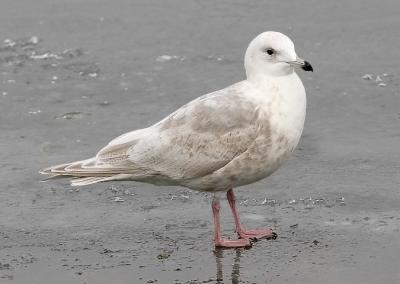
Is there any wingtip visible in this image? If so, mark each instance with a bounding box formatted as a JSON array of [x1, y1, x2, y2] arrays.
[[40, 174, 63, 182], [39, 167, 53, 175]]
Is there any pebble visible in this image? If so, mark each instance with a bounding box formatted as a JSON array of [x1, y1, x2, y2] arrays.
[[180, 194, 190, 200], [114, 197, 124, 202], [28, 110, 42, 115], [30, 52, 62, 60], [361, 74, 373, 80], [29, 36, 40, 45], [156, 55, 182, 62], [55, 112, 84, 120], [362, 73, 390, 87], [3, 39, 16, 47]]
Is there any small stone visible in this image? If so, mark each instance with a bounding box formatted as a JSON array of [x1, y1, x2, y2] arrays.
[[378, 83, 387, 87], [109, 185, 118, 193], [157, 251, 170, 260], [30, 52, 62, 60], [3, 39, 16, 47], [55, 112, 84, 120], [28, 36, 40, 44], [28, 110, 42, 115], [114, 197, 124, 202], [156, 55, 181, 62], [362, 74, 373, 80], [336, 196, 344, 203], [375, 75, 382, 82], [180, 194, 189, 200]]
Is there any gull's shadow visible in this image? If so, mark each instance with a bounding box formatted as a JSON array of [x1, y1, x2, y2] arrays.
[[213, 248, 242, 284]]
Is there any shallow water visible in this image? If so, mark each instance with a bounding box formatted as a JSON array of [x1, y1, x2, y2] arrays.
[[1, 0, 400, 283]]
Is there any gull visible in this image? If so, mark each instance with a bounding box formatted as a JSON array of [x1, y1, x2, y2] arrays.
[[40, 31, 313, 248]]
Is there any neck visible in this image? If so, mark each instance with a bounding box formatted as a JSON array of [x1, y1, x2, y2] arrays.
[[245, 65, 294, 82], [246, 69, 295, 84]]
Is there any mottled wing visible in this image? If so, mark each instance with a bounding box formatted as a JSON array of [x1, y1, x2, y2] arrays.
[[97, 82, 263, 181]]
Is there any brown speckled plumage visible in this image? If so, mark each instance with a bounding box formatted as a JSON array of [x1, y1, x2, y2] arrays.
[[40, 32, 307, 192]]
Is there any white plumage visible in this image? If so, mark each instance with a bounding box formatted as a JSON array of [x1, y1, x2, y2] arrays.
[[41, 32, 308, 190], [41, 31, 313, 248]]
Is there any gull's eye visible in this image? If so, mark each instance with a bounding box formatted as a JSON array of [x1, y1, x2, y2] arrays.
[[265, 48, 274, 55]]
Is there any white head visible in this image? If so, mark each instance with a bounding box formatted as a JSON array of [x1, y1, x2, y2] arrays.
[[244, 31, 313, 79]]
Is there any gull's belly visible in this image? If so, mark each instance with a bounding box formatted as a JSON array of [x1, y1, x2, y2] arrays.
[[220, 128, 300, 188], [184, 130, 299, 192], [185, 113, 305, 191]]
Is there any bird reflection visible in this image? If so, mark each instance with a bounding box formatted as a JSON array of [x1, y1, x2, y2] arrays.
[[213, 248, 242, 283]]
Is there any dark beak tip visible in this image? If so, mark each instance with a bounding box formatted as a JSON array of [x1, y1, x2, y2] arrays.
[[302, 61, 313, 72]]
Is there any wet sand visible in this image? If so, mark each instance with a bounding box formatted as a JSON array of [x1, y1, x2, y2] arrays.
[[1, 0, 400, 283]]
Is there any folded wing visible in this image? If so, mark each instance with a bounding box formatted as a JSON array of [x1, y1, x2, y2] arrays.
[[41, 82, 263, 185]]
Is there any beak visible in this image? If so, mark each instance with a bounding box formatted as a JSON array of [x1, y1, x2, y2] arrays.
[[287, 57, 313, 72]]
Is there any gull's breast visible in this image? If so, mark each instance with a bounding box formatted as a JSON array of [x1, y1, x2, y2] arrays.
[[184, 74, 306, 191]]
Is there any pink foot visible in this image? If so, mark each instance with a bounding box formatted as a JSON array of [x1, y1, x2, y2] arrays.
[[226, 189, 278, 242], [215, 237, 252, 248], [212, 198, 252, 249], [237, 228, 277, 241]]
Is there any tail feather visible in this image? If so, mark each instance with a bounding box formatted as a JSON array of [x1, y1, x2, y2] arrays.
[[70, 174, 133, 186], [40, 174, 64, 182], [41, 158, 119, 176], [40, 157, 142, 186]]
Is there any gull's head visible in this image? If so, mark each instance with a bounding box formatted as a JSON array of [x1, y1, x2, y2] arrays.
[[244, 31, 313, 79]]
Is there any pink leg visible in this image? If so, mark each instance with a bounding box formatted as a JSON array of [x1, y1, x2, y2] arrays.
[[212, 198, 252, 248], [227, 189, 277, 241]]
